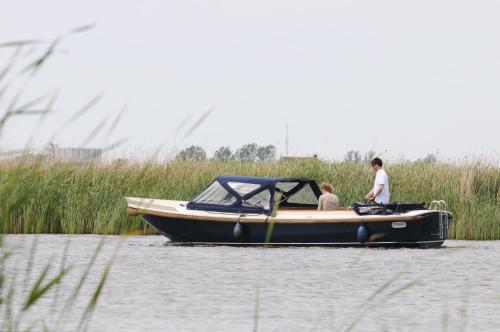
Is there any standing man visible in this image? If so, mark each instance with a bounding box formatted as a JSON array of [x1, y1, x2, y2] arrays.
[[365, 157, 390, 204]]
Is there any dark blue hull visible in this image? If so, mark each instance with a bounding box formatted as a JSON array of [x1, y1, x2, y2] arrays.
[[143, 211, 450, 248]]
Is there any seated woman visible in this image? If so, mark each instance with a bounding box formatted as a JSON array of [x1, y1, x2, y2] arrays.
[[317, 183, 339, 211]]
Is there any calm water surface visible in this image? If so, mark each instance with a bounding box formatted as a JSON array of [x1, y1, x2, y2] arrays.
[[4, 235, 500, 331]]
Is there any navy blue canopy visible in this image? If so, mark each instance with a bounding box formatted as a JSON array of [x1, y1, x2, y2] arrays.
[[187, 175, 321, 215]]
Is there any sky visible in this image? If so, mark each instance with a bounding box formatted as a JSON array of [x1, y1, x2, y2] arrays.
[[1, 0, 499, 161]]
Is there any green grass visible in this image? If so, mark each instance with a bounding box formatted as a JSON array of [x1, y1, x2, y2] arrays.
[[0, 158, 498, 239]]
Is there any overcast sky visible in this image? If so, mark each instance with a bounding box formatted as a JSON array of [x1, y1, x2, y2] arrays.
[[1, 0, 499, 161]]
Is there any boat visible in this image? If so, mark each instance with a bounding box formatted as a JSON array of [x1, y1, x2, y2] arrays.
[[125, 175, 453, 248]]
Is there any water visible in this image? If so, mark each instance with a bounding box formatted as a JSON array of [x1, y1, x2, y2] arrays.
[[4, 235, 500, 331]]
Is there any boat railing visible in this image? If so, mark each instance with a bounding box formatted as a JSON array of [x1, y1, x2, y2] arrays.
[[429, 200, 447, 211], [429, 200, 449, 239]]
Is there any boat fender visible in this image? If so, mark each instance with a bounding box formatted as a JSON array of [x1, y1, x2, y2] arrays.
[[357, 224, 369, 243], [233, 220, 244, 239], [126, 207, 140, 216]]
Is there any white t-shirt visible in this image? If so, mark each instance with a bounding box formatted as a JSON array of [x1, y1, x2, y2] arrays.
[[373, 169, 390, 204]]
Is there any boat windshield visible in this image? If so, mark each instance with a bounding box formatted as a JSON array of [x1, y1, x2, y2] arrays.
[[276, 182, 300, 192], [286, 183, 319, 204], [191, 181, 237, 206], [227, 182, 260, 196], [242, 189, 271, 210], [275, 182, 319, 206]]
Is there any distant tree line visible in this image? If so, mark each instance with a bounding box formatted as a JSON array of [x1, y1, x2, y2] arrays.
[[176, 146, 439, 164], [343, 150, 376, 163], [176, 143, 276, 162], [343, 150, 439, 164]]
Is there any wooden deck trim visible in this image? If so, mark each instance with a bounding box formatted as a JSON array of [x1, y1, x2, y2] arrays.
[[128, 207, 426, 224]]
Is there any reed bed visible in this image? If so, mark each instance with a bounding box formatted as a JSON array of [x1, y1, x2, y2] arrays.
[[0, 158, 498, 239]]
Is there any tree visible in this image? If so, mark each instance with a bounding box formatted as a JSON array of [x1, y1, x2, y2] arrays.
[[344, 150, 361, 163], [418, 153, 438, 164], [213, 146, 232, 161], [363, 150, 376, 162], [176, 145, 207, 161], [256, 145, 276, 162], [233, 143, 259, 162]]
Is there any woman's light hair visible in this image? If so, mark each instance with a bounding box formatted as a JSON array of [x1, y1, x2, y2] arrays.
[[320, 183, 334, 193]]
